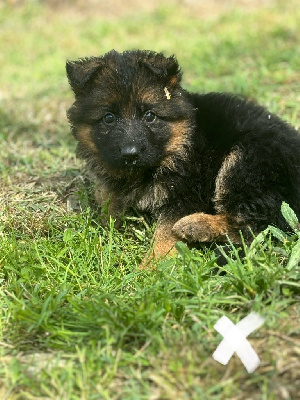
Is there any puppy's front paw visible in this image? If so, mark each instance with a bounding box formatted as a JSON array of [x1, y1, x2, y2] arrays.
[[172, 213, 229, 243], [172, 214, 208, 242]]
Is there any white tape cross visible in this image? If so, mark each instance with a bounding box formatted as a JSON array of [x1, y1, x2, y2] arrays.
[[213, 312, 265, 373]]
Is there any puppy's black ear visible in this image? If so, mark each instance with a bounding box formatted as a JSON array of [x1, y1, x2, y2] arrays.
[[141, 53, 182, 86], [66, 57, 103, 94]]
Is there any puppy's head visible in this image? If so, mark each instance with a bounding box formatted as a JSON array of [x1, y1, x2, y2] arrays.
[[66, 50, 194, 174]]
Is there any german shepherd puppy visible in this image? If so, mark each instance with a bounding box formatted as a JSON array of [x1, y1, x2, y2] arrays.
[[66, 50, 300, 261]]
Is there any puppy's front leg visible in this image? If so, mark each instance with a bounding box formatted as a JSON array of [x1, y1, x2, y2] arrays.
[[152, 220, 180, 258], [141, 217, 180, 268], [94, 184, 125, 228]]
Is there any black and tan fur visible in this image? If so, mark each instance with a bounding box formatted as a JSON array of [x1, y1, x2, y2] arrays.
[[66, 50, 300, 261]]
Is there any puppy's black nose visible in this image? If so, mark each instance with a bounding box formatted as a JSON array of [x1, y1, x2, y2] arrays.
[[120, 146, 139, 163]]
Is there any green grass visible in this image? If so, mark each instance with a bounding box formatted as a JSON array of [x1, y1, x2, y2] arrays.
[[0, 1, 300, 399]]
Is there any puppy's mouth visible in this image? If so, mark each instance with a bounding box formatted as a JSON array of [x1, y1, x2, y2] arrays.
[[122, 158, 146, 170], [119, 155, 160, 171]]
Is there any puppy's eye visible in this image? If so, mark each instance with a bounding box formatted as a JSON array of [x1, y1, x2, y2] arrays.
[[144, 111, 156, 123], [103, 113, 116, 125]]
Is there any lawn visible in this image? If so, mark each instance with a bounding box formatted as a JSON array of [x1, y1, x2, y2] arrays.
[[0, 0, 300, 399]]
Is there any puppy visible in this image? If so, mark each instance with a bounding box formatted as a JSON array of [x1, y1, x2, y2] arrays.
[[66, 50, 300, 261]]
